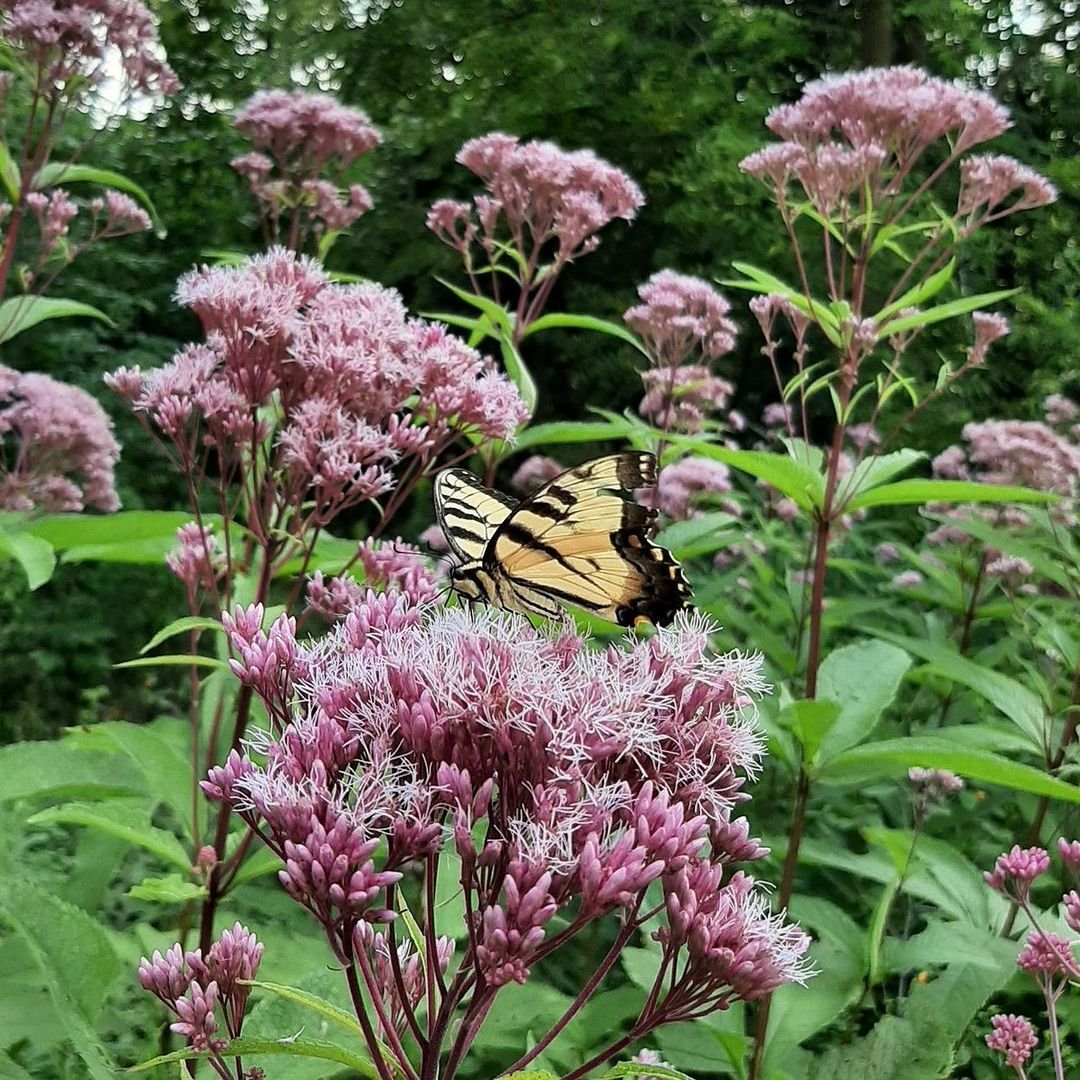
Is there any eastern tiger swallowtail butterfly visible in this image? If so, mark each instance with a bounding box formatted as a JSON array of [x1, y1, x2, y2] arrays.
[[433, 451, 691, 627]]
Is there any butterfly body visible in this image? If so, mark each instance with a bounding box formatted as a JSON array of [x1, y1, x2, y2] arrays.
[[434, 452, 691, 627]]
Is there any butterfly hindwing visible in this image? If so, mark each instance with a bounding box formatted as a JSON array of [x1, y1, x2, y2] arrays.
[[433, 468, 516, 562], [490, 452, 691, 627]]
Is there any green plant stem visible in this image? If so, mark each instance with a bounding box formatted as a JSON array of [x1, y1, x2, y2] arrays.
[[343, 958, 397, 1080]]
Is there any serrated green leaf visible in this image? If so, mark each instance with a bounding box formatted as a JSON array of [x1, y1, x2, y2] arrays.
[[876, 288, 1017, 337], [509, 419, 634, 453], [114, 653, 229, 671], [0, 525, 56, 588], [28, 801, 191, 869], [0, 741, 142, 803], [599, 1065, 695, 1079], [0, 296, 113, 343], [780, 699, 841, 761], [837, 449, 924, 506], [520, 312, 650, 356], [0, 880, 121, 1080], [436, 277, 514, 335], [127, 874, 206, 903], [245, 980, 365, 1039], [875, 258, 956, 322]]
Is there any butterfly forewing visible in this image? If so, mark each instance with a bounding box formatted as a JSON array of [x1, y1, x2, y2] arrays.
[[491, 452, 692, 626], [433, 468, 517, 562]]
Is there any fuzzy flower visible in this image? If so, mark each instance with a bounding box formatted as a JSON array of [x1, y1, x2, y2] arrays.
[[645, 456, 734, 521], [25, 189, 78, 254], [891, 570, 923, 589], [986, 1014, 1038, 1072], [1016, 930, 1080, 980], [625, 270, 737, 368], [640, 366, 734, 433], [0, 0, 180, 96], [166, 522, 224, 593], [204, 599, 808, 1008], [958, 154, 1058, 222], [431, 132, 643, 288], [0, 364, 120, 512], [1044, 394, 1079, 429], [89, 190, 152, 237], [908, 767, 964, 798], [511, 454, 563, 494], [762, 402, 793, 430], [1058, 838, 1080, 877], [874, 542, 900, 565]]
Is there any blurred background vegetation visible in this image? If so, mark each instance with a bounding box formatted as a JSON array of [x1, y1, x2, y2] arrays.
[[2, 0, 1077, 739]]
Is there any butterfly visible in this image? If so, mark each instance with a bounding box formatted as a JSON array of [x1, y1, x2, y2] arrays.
[[433, 451, 692, 627]]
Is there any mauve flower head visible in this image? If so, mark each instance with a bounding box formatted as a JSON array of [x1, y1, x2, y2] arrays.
[[1045, 394, 1079, 428], [985, 845, 1050, 900], [1063, 890, 1080, 935], [908, 768, 964, 815], [762, 402, 793, 430], [0, 0, 180, 96], [891, 570, 924, 589], [109, 249, 525, 524], [89, 190, 152, 237], [235, 89, 381, 174], [204, 598, 808, 1000], [968, 312, 1010, 366], [986, 1014, 1038, 1071], [1058, 837, 1080, 877], [625, 270, 737, 368], [640, 366, 734, 433], [166, 521, 224, 592], [958, 153, 1058, 222], [25, 189, 77, 254], [511, 454, 563, 494], [644, 456, 733, 521], [1017, 930, 1080, 980], [433, 132, 643, 266], [0, 364, 120, 512], [874, 542, 900, 565], [962, 418, 1080, 496]]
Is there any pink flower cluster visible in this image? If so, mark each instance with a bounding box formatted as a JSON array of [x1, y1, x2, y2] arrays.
[[740, 65, 1054, 232], [644, 456, 737, 522], [232, 89, 381, 238], [166, 522, 224, 594], [627, 270, 738, 433], [0, 363, 120, 512], [986, 1014, 1038, 1073], [0, 0, 180, 97], [511, 454, 563, 494], [107, 248, 526, 532], [138, 922, 263, 1052], [204, 599, 809, 1019], [428, 132, 643, 290]]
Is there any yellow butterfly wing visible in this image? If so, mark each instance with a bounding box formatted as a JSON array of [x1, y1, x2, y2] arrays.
[[433, 467, 517, 562], [490, 452, 692, 627]]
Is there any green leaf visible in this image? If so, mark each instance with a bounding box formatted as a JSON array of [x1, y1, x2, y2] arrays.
[[0, 741, 142, 803], [868, 630, 1045, 745], [115, 653, 229, 671], [0, 880, 121, 1080], [28, 801, 191, 869], [127, 874, 207, 903], [245, 979, 365, 1039], [0, 141, 20, 201], [0, 1050, 33, 1080], [654, 511, 736, 558], [509, 419, 635, 453], [838, 449, 924, 506], [0, 525, 56, 588], [669, 441, 824, 511], [435, 277, 514, 335], [506, 1072, 560, 1080], [500, 335, 538, 415], [520, 312, 650, 356], [874, 258, 956, 322], [598, 1066, 695, 1079], [130, 1037, 380, 1076], [813, 641, 912, 766], [0, 296, 113, 344], [229, 845, 283, 888], [866, 877, 901, 986], [721, 261, 841, 345], [846, 477, 1055, 512], [780, 699, 841, 762], [819, 736, 1080, 801], [876, 288, 1018, 337], [32, 163, 161, 230], [139, 615, 225, 654]]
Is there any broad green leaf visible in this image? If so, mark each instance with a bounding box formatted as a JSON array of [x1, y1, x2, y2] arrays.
[[599, 1066, 694, 1079], [0, 141, 19, 201], [68, 721, 196, 839], [866, 877, 901, 986], [869, 630, 1045, 744], [0, 880, 121, 1080], [0, 296, 112, 344], [229, 845, 284, 888], [837, 449, 924, 507], [0, 1051, 33, 1080], [127, 874, 207, 903], [846, 477, 1054, 512], [0, 525, 55, 588], [510, 419, 634, 453], [28, 801, 191, 869], [780, 699, 841, 761], [245, 979, 365, 1039], [507, 1072, 560, 1080], [520, 312, 650, 356], [435, 277, 514, 335], [819, 736, 1080, 801], [813, 641, 912, 765], [654, 511, 736, 558], [130, 1037, 380, 1077], [874, 258, 956, 322], [115, 653, 229, 671], [0, 741, 142, 803], [669, 441, 824, 511], [500, 335, 538, 415], [32, 163, 161, 229], [139, 615, 225, 654], [876, 288, 1017, 337]]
